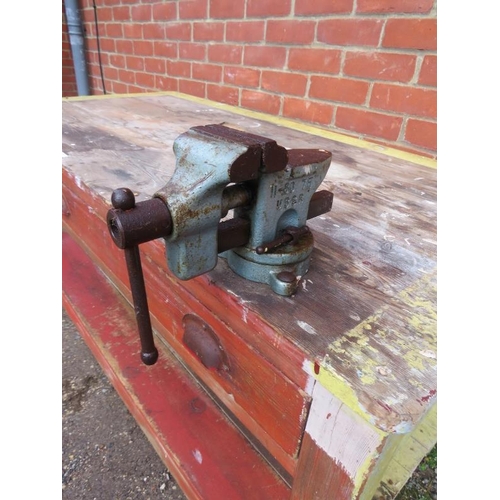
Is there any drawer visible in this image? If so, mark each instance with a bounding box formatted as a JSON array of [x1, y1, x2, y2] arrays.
[[143, 254, 311, 477]]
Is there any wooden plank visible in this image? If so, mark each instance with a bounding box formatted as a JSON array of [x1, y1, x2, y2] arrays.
[[62, 231, 290, 500]]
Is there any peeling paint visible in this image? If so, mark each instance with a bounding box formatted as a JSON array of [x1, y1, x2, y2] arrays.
[[297, 320, 318, 335], [192, 449, 203, 464]]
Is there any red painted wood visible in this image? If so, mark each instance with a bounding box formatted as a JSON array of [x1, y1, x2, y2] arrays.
[[62, 169, 310, 474], [290, 433, 355, 500], [62, 232, 290, 500]]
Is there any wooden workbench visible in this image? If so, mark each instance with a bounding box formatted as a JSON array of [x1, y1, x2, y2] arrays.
[[62, 92, 436, 500]]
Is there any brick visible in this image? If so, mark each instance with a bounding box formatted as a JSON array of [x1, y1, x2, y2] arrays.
[[112, 81, 128, 94], [226, 21, 265, 42], [241, 90, 281, 114], [131, 4, 151, 22], [247, 0, 291, 17], [207, 84, 239, 105], [104, 66, 118, 81], [100, 38, 115, 52], [116, 39, 134, 55], [244, 46, 287, 68], [179, 0, 208, 19], [336, 106, 403, 140], [142, 23, 165, 39], [135, 72, 155, 88], [295, 0, 353, 15], [124, 24, 142, 39], [383, 19, 437, 50], [145, 57, 166, 74], [126, 56, 144, 71], [155, 76, 178, 91], [357, 0, 434, 13], [224, 66, 260, 87], [404, 118, 437, 151], [370, 83, 437, 118], [210, 0, 245, 18], [288, 48, 342, 74], [154, 41, 177, 58], [118, 69, 135, 84], [418, 55, 437, 87], [62, 66, 75, 77], [317, 19, 383, 46], [262, 71, 307, 96], [179, 79, 206, 98], [152, 2, 177, 21], [166, 23, 192, 41], [78, 6, 94, 23], [109, 54, 126, 68], [179, 42, 206, 60], [283, 98, 334, 125], [193, 22, 224, 41], [133, 40, 154, 56], [266, 20, 315, 44], [94, 7, 112, 22], [106, 23, 123, 38], [192, 63, 223, 82], [127, 85, 144, 93], [167, 60, 191, 78], [344, 51, 416, 82], [85, 38, 98, 51], [309, 76, 369, 105], [113, 6, 130, 21], [208, 44, 243, 64]]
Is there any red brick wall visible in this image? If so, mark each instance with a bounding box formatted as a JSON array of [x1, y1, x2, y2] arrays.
[[62, 2, 78, 97], [65, 0, 437, 157]]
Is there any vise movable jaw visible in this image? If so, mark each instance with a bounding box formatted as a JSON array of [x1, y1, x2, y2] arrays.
[[107, 124, 332, 364]]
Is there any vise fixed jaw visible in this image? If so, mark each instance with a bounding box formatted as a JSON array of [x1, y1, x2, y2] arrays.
[[107, 124, 332, 364], [153, 124, 288, 280]]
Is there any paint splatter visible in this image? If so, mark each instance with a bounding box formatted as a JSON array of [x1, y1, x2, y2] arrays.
[[192, 449, 203, 464], [297, 320, 318, 335]]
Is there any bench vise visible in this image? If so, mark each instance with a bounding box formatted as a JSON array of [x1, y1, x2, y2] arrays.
[[107, 124, 333, 364]]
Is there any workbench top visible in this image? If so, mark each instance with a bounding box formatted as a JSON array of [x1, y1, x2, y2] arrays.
[[62, 93, 436, 436]]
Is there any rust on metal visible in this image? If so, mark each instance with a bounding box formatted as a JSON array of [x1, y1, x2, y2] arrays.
[[182, 314, 229, 371], [217, 218, 251, 253], [256, 226, 310, 255], [107, 188, 173, 249], [192, 123, 288, 177]]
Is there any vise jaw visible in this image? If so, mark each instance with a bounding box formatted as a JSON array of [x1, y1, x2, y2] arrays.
[[152, 124, 332, 295], [107, 124, 332, 364]]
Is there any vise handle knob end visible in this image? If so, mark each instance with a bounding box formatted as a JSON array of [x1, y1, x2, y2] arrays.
[[111, 187, 136, 211]]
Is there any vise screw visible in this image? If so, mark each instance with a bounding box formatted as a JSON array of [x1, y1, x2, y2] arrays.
[[107, 124, 333, 365]]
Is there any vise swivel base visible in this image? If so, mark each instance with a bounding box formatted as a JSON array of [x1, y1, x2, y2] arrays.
[[107, 124, 333, 364]]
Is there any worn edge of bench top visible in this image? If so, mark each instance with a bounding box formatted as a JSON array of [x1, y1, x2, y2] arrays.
[[62, 91, 437, 499]]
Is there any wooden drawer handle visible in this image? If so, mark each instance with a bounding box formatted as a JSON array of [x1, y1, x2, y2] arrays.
[[182, 314, 228, 371]]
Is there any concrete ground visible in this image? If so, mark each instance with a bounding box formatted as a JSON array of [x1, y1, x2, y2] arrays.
[[62, 308, 187, 500]]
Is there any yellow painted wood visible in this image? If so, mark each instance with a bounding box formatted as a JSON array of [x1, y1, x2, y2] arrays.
[[360, 403, 437, 499], [63, 91, 437, 169]]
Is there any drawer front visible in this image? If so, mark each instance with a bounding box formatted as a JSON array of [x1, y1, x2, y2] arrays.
[[62, 176, 311, 476], [144, 258, 310, 475]]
